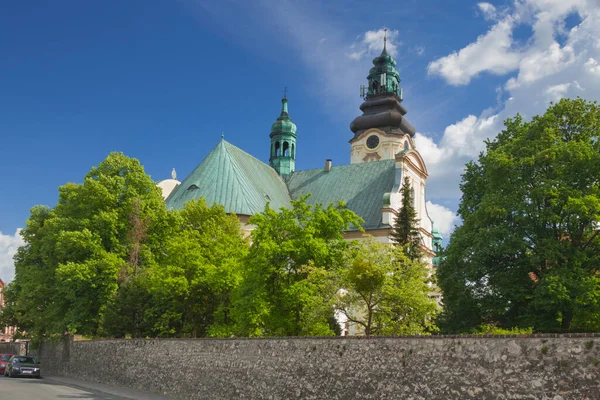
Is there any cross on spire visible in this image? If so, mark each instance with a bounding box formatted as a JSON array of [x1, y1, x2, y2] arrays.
[[283, 86, 288, 99], [383, 28, 388, 49]]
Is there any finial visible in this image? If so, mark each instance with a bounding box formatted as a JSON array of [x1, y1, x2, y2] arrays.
[[383, 28, 388, 50], [221, 131, 224, 139], [171, 168, 177, 180], [283, 86, 288, 99]]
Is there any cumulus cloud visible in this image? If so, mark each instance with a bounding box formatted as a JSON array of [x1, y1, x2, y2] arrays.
[[347, 28, 400, 61], [506, 42, 575, 89], [544, 81, 583, 102], [427, 17, 521, 85], [428, 0, 600, 87], [418, 0, 600, 206], [0, 230, 24, 284], [477, 2, 498, 20], [585, 58, 600, 76], [426, 202, 459, 237]]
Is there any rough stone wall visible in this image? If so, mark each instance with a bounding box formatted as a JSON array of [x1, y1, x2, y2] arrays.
[[30, 338, 70, 375], [0, 341, 26, 356], [35, 335, 600, 399]]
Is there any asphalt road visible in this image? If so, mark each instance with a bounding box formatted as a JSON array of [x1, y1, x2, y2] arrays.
[[0, 375, 174, 400]]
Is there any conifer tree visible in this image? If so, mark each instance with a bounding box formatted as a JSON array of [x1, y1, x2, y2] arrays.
[[391, 177, 422, 260]]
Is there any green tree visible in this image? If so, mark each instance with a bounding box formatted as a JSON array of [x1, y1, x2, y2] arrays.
[[234, 195, 363, 337], [335, 238, 438, 336], [6, 152, 171, 338], [438, 98, 600, 333], [147, 198, 248, 338], [391, 177, 422, 260]]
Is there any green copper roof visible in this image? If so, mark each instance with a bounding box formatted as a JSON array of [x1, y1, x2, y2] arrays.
[[166, 140, 291, 215], [285, 160, 396, 230], [270, 97, 297, 136]]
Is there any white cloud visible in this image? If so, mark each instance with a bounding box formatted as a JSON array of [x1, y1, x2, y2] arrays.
[[426, 201, 459, 237], [0, 229, 24, 284], [414, 112, 501, 200], [506, 42, 575, 89], [544, 81, 582, 102], [428, 0, 599, 87], [347, 28, 400, 61], [418, 0, 600, 209], [427, 17, 521, 85], [585, 57, 600, 76], [478, 2, 498, 20]]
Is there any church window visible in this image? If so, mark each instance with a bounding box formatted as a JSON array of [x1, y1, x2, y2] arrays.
[[283, 141, 289, 157], [404, 141, 409, 151], [275, 141, 281, 157], [291, 144, 295, 158], [188, 184, 199, 190]]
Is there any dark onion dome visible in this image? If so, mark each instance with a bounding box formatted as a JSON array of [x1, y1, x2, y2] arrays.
[[350, 94, 415, 137], [350, 34, 415, 138]]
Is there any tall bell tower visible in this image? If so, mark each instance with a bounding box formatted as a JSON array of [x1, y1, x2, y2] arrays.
[[269, 92, 297, 176], [349, 30, 416, 164]]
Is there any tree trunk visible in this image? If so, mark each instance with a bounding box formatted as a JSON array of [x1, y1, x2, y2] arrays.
[[561, 310, 573, 331]]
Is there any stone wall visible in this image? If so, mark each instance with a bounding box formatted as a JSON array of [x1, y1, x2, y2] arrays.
[[33, 335, 600, 399], [0, 341, 27, 356]]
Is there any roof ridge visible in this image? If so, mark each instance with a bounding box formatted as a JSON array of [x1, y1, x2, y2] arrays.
[[221, 140, 276, 169], [287, 159, 395, 175]]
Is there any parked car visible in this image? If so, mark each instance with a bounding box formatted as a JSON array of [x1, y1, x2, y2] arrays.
[[0, 354, 16, 375], [4, 355, 41, 378]]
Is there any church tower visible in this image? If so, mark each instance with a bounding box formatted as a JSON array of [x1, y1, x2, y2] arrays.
[[349, 31, 416, 164], [270, 94, 297, 176]]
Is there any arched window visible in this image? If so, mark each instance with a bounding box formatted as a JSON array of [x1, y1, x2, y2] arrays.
[[283, 142, 289, 157], [188, 184, 199, 190], [404, 141, 409, 151], [291, 144, 295, 158], [275, 141, 281, 157]]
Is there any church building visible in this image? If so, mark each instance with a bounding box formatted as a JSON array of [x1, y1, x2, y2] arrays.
[[158, 36, 442, 268]]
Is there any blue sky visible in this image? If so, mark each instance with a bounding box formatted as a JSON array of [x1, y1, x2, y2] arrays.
[[2, 0, 600, 282]]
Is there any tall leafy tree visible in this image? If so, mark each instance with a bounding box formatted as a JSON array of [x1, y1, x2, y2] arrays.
[[146, 198, 248, 338], [335, 238, 438, 336], [438, 98, 600, 333], [391, 177, 422, 260], [6, 152, 171, 338], [234, 195, 363, 337]]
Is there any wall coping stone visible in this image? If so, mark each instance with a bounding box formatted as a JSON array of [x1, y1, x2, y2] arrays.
[[73, 332, 600, 343]]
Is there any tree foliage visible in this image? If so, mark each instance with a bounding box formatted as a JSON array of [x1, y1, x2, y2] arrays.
[[4, 151, 442, 340], [5, 153, 251, 340], [145, 199, 248, 338], [391, 177, 422, 260], [5, 153, 170, 338], [335, 238, 438, 336], [233, 195, 363, 336], [438, 98, 600, 333]]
